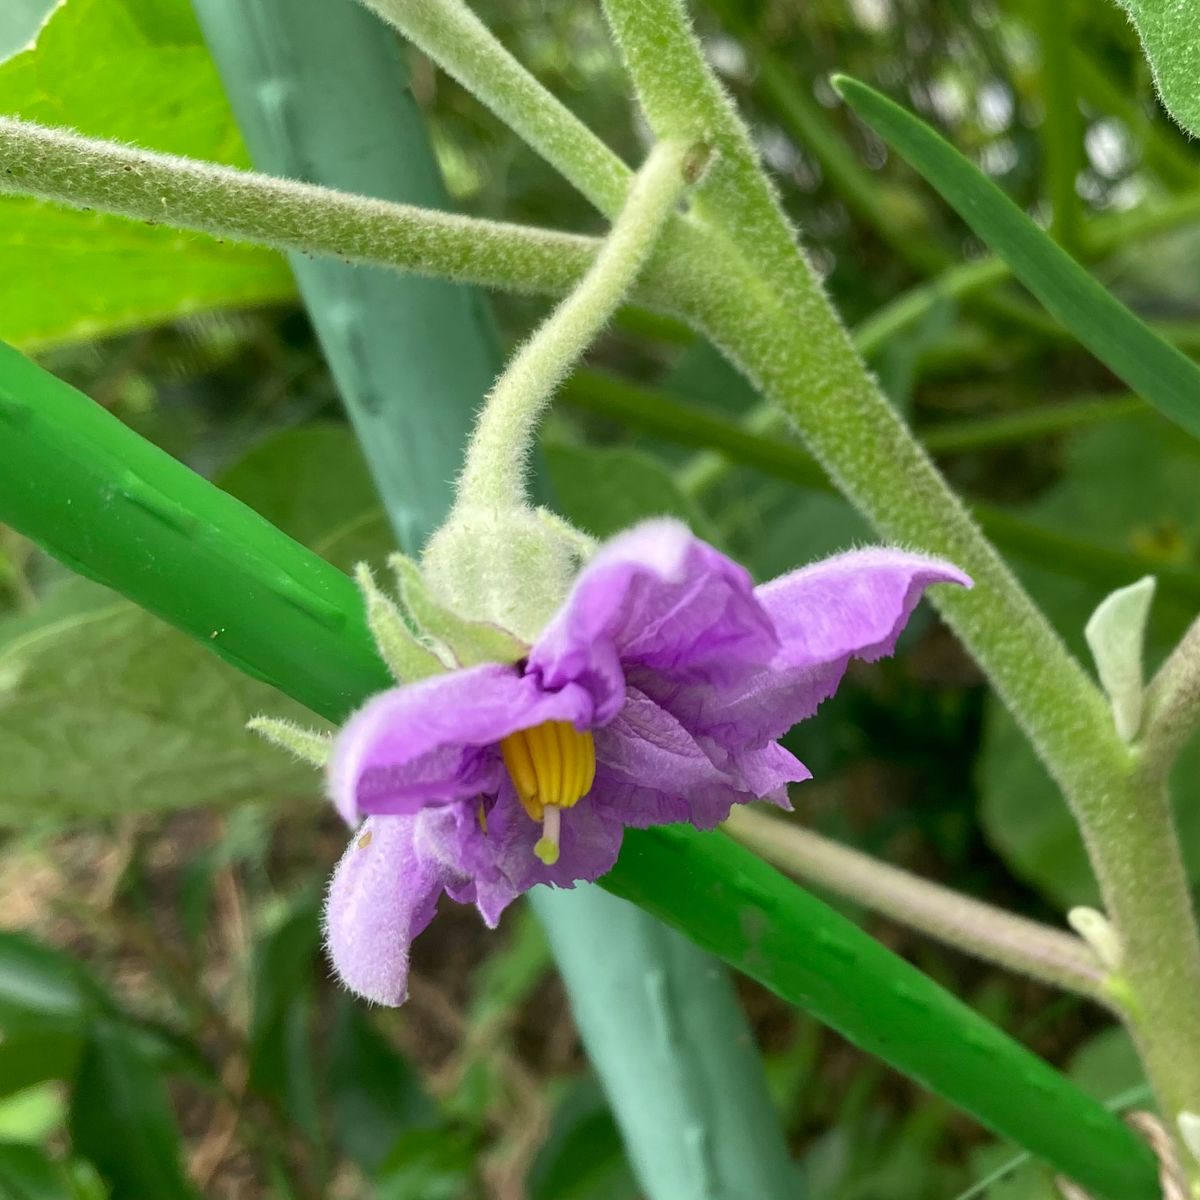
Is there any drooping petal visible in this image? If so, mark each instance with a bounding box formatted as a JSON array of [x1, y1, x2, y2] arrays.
[[328, 664, 595, 825], [324, 814, 466, 1006], [642, 549, 970, 750], [528, 519, 778, 724]]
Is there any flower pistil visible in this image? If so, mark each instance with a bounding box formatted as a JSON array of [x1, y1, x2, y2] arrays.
[[500, 720, 596, 865]]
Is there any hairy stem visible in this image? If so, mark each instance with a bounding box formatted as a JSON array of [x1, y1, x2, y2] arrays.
[[356, 0, 630, 215], [600, 0, 1200, 1166], [723, 808, 1112, 1006], [456, 138, 697, 510], [0, 117, 598, 299], [1141, 615, 1200, 779]]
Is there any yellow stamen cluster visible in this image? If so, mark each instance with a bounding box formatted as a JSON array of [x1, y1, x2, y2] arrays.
[[499, 721, 596, 865]]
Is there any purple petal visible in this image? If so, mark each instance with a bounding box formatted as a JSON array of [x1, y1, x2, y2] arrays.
[[324, 814, 465, 1006], [473, 778, 627, 901], [328, 664, 595, 825], [528, 519, 778, 724], [645, 549, 969, 750]]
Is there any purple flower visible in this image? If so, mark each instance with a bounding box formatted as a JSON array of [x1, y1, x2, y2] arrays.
[[325, 520, 969, 1004]]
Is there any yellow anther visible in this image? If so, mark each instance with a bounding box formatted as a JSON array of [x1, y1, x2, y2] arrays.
[[499, 720, 595, 823]]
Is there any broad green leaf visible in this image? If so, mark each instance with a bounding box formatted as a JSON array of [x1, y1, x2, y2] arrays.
[[0, 594, 318, 824], [0, 0, 291, 349], [69, 1018, 197, 1200], [1116, 0, 1200, 137], [980, 413, 1200, 907], [834, 76, 1200, 444]]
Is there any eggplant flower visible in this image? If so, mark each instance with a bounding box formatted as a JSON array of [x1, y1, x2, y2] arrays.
[[326, 520, 969, 1004]]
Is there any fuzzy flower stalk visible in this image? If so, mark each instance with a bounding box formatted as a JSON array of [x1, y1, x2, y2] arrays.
[[253, 138, 968, 1005]]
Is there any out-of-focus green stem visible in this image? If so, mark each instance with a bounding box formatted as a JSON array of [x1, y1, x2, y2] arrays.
[[1031, 0, 1083, 251], [561, 370, 1199, 602], [723, 808, 1110, 1005]]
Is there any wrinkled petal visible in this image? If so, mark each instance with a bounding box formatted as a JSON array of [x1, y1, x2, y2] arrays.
[[529, 519, 778, 723], [324, 814, 466, 1006], [641, 549, 969, 750], [328, 664, 595, 824], [590, 688, 804, 830]]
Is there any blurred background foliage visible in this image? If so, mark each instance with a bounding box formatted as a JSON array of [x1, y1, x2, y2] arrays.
[[0, 0, 1197, 1195]]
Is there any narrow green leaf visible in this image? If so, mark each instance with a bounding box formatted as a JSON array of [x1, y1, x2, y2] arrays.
[[0, 933, 100, 1032], [68, 1018, 197, 1200], [833, 75, 1200, 444], [1116, 0, 1200, 137]]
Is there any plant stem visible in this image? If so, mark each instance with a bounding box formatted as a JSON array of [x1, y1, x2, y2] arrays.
[[0, 117, 598, 300], [356, 0, 630, 216], [456, 138, 696, 510], [560, 370, 1200, 604], [1141, 614, 1200, 778], [723, 808, 1111, 1006], [598, 0, 1200, 1167], [1031, 0, 1083, 252]]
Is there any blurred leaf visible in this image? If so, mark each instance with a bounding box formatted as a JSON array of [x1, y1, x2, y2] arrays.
[[374, 1126, 477, 1200], [0, 596, 318, 824], [68, 1018, 196, 1200], [1116, 0, 1200, 136], [465, 902, 551, 1029], [835, 76, 1200, 445], [0, 933, 101, 1032], [0, 1031, 84, 1100], [979, 414, 1200, 907], [248, 892, 322, 1143], [0, 1140, 82, 1200], [544, 439, 719, 542], [1068, 1027, 1142, 1101], [528, 1076, 637, 1200], [0, 0, 53, 59], [328, 998, 438, 1172], [0, 1085, 66, 1144], [0, 0, 291, 349]]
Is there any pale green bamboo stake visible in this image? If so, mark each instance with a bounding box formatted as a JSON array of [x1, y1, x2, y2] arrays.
[[189, 2, 798, 1194]]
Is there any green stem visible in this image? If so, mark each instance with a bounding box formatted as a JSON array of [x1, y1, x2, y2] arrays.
[[0, 345, 1159, 1198], [356, 0, 630, 216], [560, 370, 1200, 604], [0, 117, 598, 301], [1031, 0, 1083, 251], [1141, 614, 1200, 777], [456, 138, 696, 511], [599, 0, 1200, 1163], [723, 808, 1111, 1006]]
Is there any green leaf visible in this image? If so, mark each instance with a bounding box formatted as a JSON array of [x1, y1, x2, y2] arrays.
[[328, 998, 439, 1172], [529, 1077, 637, 1200], [374, 1126, 478, 1200], [247, 892, 322, 1144], [68, 1018, 197, 1200], [0, 0, 53, 59], [0, 0, 291, 349], [0, 593, 319, 824], [0, 1141, 80, 1199], [544, 439, 720, 542], [833, 75, 1200, 444], [0, 1031, 84, 1100], [0, 933, 101, 1032], [1116, 0, 1200, 137]]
